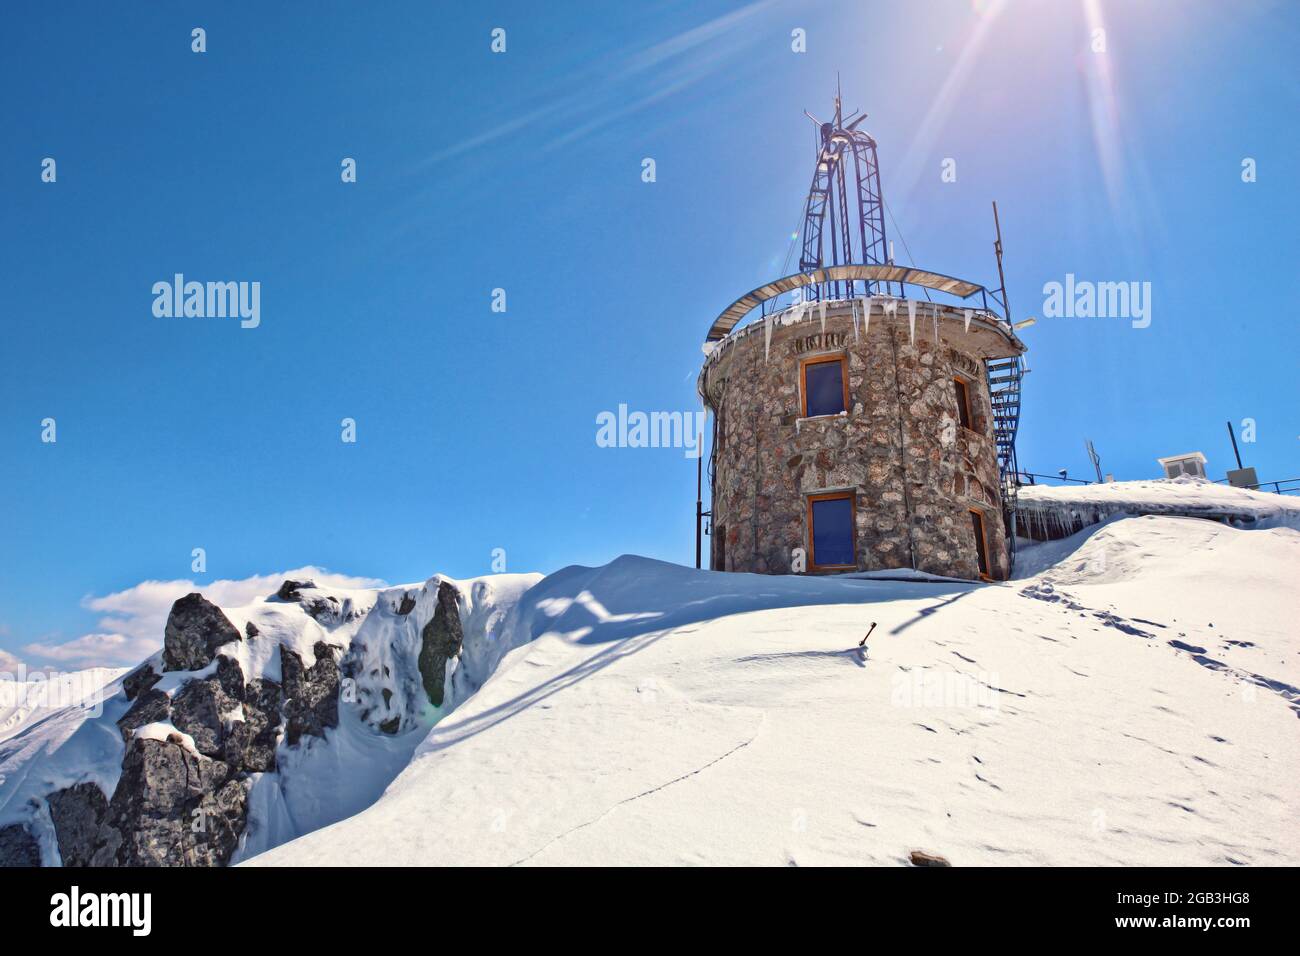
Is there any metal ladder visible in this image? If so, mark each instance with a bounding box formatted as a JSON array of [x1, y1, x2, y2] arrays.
[[986, 356, 1024, 567]]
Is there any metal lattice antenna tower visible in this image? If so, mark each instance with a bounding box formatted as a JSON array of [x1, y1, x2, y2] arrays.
[[797, 82, 891, 299]]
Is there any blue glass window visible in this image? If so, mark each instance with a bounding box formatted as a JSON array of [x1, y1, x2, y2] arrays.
[[803, 359, 846, 417], [810, 494, 855, 568]]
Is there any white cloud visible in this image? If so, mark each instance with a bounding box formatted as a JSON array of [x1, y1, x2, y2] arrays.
[[16, 567, 387, 671], [0, 647, 27, 675], [20, 632, 157, 668]]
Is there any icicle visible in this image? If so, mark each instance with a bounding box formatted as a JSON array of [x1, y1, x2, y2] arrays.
[[906, 300, 918, 345], [819, 299, 827, 336], [864, 297, 872, 339], [851, 299, 860, 342], [764, 311, 774, 361], [932, 304, 940, 344], [963, 309, 973, 334]]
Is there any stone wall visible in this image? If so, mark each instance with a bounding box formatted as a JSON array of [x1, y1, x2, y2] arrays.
[[701, 300, 1021, 580]]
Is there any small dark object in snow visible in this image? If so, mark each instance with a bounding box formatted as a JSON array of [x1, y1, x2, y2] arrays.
[[909, 850, 951, 867], [859, 622, 878, 648], [245, 621, 259, 638]]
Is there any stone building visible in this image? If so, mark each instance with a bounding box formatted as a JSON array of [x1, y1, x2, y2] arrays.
[[699, 283, 1027, 581]]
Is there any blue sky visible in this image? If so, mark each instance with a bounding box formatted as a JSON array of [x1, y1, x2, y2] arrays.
[[2, 0, 1297, 669]]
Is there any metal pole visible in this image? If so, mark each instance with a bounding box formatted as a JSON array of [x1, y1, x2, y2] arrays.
[[1226, 421, 1243, 470], [992, 201, 1011, 323], [695, 450, 703, 569]]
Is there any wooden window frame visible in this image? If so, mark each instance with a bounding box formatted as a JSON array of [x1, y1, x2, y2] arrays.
[[807, 491, 858, 572], [969, 507, 992, 581], [953, 376, 974, 431], [799, 354, 850, 419]]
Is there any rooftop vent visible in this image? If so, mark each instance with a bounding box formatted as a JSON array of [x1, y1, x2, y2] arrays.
[[1157, 452, 1207, 480]]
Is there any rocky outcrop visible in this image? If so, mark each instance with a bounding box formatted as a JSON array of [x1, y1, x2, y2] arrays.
[[89, 738, 247, 867], [223, 678, 282, 772], [0, 824, 40, 867], [58, 643, 298, 866], [122, 662, 161, 701], [277, 579, 363, 627], [418, 581, 463, 708], [117, 688, 171, 742], [162, 593, 241, 672], [281, 643, 341, 746], [171, 676, 241, 759], [47, 782, 109, 867], [276, 579, 315, 602]]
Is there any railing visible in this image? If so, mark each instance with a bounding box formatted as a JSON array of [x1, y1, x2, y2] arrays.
[[1014, 471, 1093, 486], [1020, 472, 1299, 495], [1212, 476, 1300, 495]]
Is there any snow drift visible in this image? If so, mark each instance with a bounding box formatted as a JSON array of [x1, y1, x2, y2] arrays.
[[252, 513, 1299, 866]]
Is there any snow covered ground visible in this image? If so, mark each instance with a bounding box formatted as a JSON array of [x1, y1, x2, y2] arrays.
[[0, 668, 126, 745], [251, 513, 1300, 867], [5, 480, 1296, 867]]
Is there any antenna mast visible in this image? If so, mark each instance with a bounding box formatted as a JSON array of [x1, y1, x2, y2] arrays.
[[797, 86, 890, 299]]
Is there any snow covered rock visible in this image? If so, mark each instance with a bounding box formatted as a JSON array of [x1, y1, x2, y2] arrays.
[[0, 567, 543, 867], [162, 593, 242, 671], [281, 643, 341, 746], [170, 672, 242, 759], [89, 737, 247, 867], [418, 581, 463, 708]]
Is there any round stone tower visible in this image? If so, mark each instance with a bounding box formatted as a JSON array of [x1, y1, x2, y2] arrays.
[[699, 288, 1026, 581]]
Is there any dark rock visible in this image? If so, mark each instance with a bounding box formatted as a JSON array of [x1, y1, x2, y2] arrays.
[[418, 581, 463, 708], [162, 593, 241, 672], [214, 654, 246, 700], [223, 678, 282, 772], [90, 737, 247, 867], [378, 715, 401, 735], [47, 782, 109, 867], [0, 824, 40, 867], [117, 688, 170, 743], [171, 678, 240, 759], [396, 593, 416, 615], [276, 579, 315, 602], [245, 621, 259, 638], [122, 663, 161, 702], [281, 642, 341, 746], [909, 850, 952, 867]]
